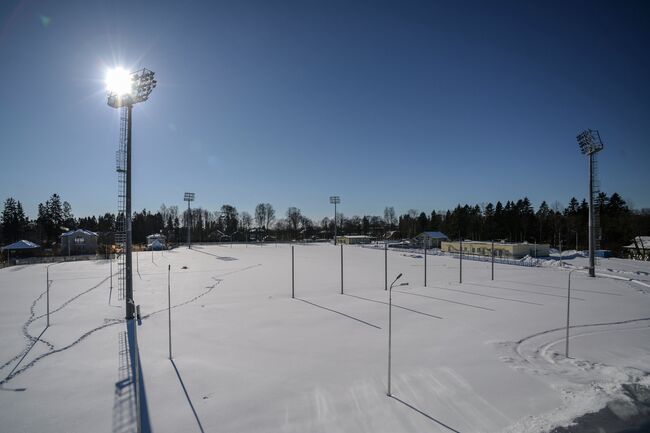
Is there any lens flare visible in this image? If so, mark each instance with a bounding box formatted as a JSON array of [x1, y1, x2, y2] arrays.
[[105, 67, 133, 96]]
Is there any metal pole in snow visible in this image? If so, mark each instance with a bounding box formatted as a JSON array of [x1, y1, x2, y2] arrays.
[[340, 244, 344, 295], [384, 242, 388, 291], [424, 243, 427, 286], [565, 269, 576, 358], [168, 265, 172, 360], [387, 281, 392, 396], [491, 240, 495, 281], [459, 237, 463, 284], [46, 266, 50, 327], [109, 248, 113, 304], [387, 273, 405, 397], [291, 246, 295, 298]]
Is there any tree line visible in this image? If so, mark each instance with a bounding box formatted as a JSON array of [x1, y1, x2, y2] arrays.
[[2, 192, 649, 256]]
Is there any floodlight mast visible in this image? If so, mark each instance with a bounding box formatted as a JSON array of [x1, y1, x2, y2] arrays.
[[184, 192, 195, 249], [576, 129, 604, 278], [329, 196, 340, 245], [107, 68, 157, 320]]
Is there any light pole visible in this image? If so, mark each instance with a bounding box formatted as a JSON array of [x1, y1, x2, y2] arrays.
[[577, 129, 604, 277], [107, 67, 157, 320], [184, 192, 195, 249], [387, 273, 409, 396], [329, 196, 340, 245]]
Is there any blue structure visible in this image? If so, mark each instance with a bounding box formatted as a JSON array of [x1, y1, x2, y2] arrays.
[[1, 240, 41, 263], [1, 240, 41, 251], [60, 229, 98, 255]]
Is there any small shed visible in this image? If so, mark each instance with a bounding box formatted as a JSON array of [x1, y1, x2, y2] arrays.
[[415, 231, 449, 249], [60, 229, 98, 255]]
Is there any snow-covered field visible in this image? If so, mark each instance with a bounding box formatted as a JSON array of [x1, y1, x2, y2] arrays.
[[1, 243, 649, 433]]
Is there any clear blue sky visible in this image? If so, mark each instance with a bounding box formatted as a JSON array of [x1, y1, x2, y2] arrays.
[[1, 0, 648, 221]]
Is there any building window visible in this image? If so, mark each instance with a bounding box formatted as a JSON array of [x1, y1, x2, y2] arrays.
[[75, 237, 85, 244]]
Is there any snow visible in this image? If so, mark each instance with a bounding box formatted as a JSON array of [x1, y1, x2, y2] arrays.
[[1, 244, 650, 432]]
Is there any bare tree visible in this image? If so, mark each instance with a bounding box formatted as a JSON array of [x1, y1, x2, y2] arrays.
[[255, 203, 265, 228], [286, 207, 302, 233], [320, 217, 330, 231], [240, 211, 252, 232], [264, 203, 275, 230], [384, 206, 397, 228]]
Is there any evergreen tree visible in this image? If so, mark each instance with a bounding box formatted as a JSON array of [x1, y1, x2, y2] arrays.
[[1, 198, 29, 243]]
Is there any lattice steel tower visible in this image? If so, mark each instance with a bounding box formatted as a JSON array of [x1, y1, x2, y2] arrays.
[[108, 68, 157, 319], [576, 129, 604, 278]]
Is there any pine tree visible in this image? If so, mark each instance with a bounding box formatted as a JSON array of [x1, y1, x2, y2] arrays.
[[1, 198, 29, 243]]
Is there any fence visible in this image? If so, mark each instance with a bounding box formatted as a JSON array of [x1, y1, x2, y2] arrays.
[[359, 243, 543, 268], [12, 254, 112, 266]]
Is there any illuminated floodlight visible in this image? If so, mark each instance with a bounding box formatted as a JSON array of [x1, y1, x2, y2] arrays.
[[107, 67, 157, 108], [105, 67, 133, 97]]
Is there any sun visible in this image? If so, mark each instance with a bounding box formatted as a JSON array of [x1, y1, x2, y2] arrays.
[[105, 67, 133, 96]]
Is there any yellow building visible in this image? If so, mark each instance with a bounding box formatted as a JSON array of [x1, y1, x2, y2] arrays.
[[440, 240, 550, 259], [336, 235, 373, 245]]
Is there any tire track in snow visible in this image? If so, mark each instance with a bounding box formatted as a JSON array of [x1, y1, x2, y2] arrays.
[[497, 318, 650, 433], [1, 263, 260, 386], [1, 290, 53, 372], [495, 317, 650, 378], [1, 273, 114, 372]]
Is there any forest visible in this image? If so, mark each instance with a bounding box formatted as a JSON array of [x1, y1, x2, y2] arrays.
[[1, 192, 648, 256]]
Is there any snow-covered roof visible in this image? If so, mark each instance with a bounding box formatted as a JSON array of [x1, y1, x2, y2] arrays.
[[623, 236, 650, 249], [1, 239, 41, 251], [418, 231, 448, 239], [340, 235, 373, 239], [60, 229, 98, 238]]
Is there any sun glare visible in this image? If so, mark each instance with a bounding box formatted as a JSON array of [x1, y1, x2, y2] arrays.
[[105, 67, 133, 96]]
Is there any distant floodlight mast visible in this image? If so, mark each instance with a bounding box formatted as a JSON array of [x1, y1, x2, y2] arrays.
[[576, 129, 604, 278], [329, 196, 341, 245], [184, 192, 195, 249], [107, 67, 157, 320]]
